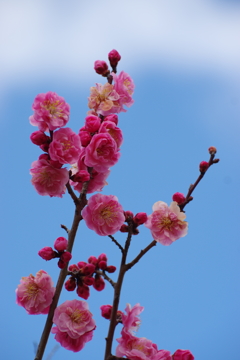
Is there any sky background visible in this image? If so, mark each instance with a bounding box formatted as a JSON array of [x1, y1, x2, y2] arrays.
[[1, 1, 240, 359]]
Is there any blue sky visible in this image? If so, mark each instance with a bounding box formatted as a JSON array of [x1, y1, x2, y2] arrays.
[[1, 1, 240, 359]]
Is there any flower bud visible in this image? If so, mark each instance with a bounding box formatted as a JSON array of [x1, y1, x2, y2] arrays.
[[88, 256, 98, 265], [199, 161, 209, 173], [48, 159, 63, 169], [58, 259, 67, 269], [120, 224, 129, 233], [100, 305, 112, 319], [77, 284, 90, 300], [104, 114, 118, 125], [93, 275, 105, 291], [68, 264, 79, 272], [85, 115, 101, 132], [71, 170, 90, 183], [38, 247, 55, 261], [133, 212, 148, 225], [30, 131, 50, 146], [54, 237, 68, 251], [124, 211, 134, 221], [94, 60, 109, 75], [79, 130, 92, 147], [64, 277, 76, 291], [77, 261, 87, 269], [172, 192, 186, 204], [108, 49, 121, 67], [172, 349, 194, 360], [40, 143, 50, 152], [208, 146, 217, 155], [83, 276, 95, 286], [106, 265, 116, 273], [98, 253, 107, 262], [98, 260, 107, 270], [82, 263, 95, 276], [61, 251, 72, 262]]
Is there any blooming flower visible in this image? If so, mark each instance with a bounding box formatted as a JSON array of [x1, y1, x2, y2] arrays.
[[99, 120, 123, 149], [81, 193, 125, 236], [30, 158, 69, 197], [29, 91, 70, 131], [112, 71, 134, 109], [48, 127, 81, 165], [16, 270, 55, 314], [121, 303, 144, 334], [172, 349, 194, 360], [145, 201, 188, 245], [84, 133, 120, 172], [88, 83, 121, 116], [52, 299, 95, 352]]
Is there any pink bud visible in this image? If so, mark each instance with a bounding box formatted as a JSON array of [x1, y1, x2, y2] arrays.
[[77, 261, 87, 269], [94, 60, 109, 75], [100, 305, 112, 319], [120, 224, 129, 233], [61, 251, 72, 262], [108, 49, 121, 67], [38, 153, 50, 161], [85, 115, 101, 133], [98, 261, 107, 270], [104, 114, 119, 125], [88, 256, 98, 265], [48, 159, 63, 169], [98, 253, 107, 262], [71, 170, 90, 183], [76, 284, 90, 300], [106, 265, 116, 273], [58, 259, 67, 269], [199, 161, 209, 173], [208, 146, 217, 155], [82, 263, 96, 276], [54, 237, 68, 251], [172, 349, 194, 360], [172, 192, 186, 204], [40, 143, 50, 152], [65, 277, 76, 291], [93, 276, 105, 291], [79, 130, 92, 147], [83, 276, 95, 286], [30, 131, 50, 146], [38, 247, 55, 261], [133, 212, 148, 225], [124, 211, 134, 221], [68, 264, 79, 272]]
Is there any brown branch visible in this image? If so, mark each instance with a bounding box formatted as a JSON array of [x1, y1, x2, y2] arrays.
[[96, 270, 116, 288], [66, 182, 79, 206], [60, 224, 70, 234], [126, 240, 157, 271], [108, 235, 124, 253]]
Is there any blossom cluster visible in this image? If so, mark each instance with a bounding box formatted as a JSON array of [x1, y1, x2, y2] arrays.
[[51, 299, 96, 352], [120, 210, 148, 235], [38, 236, 72, 269], [115, 303, 194, 360], [29, 49, 134, 198], [65, 253, 116, 300]]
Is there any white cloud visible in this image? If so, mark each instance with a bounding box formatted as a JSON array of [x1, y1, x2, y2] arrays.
[[0, 0, 240, 95]]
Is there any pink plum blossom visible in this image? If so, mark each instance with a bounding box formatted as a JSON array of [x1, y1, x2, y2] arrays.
[[16, 270, 55, 314], [172, 349, 194, 360], [145, 201, 188, 245], [112, 71, 135, 109], [121, 303, 144, 334], [49, 127, 81, 165], [52, 326, 94, 352], [84, 133, 120, 172], [81, 193, 125, 236], [88, 82, 121, 116], [52, 299, 95, 352], [99, 121, 123, 149], [30, 158, 69, 197], [29, 91, 70, 131]]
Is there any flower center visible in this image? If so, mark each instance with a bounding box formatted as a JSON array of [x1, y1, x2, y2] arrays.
[[159, 216, 173, 230], [61, 140, 72, 151], [42, 100, 63, 117], [25, 281, 39, 300]]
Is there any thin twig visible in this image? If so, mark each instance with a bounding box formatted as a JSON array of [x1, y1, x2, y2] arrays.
[[96, 270, 116, 288], [60, 224, 70, 234], [126, 240, 157, 271], [66, 182, 79, 205], [108, 235, 124, 253]]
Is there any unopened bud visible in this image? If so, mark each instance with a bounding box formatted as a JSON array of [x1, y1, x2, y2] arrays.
[[77, 284, 90, 300], [94, 60, 109, 75], [93, 275, 105, 291], [83, 276, 95, 286], [208, 146, 217, 155], [120, 224, 129, 233], [61, 251, 72, 263], [106, 265, 116, 273], [30, 131, 50, 146], [124, 211, 134, 221], [104, 114, 119, 125], [108, 49, 121, 67], [83, 263, 95, 276], [98, 261, 107, 270], [54, 237, 68, 251], [172, 192, 186, 205], [199, 161, 209, 173], [88, 256, 98, 265], [100, 305, 112, 319], [38, 247, 55, 261], [79, 129, 92, 147], [65, 277, 76, 291], [98, 253, 107, 262], [71, 170, 90, 183], [133, 212, 148, 225], [68, 264, 79, 272]]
